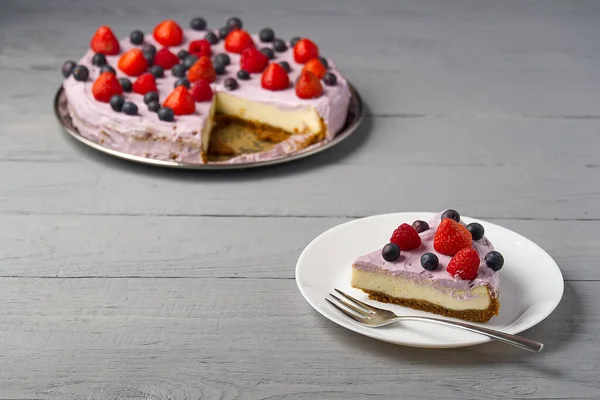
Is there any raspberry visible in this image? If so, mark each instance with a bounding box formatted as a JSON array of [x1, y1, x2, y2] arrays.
[[390, 223, 422, 250], [447, 248, 480, 280]]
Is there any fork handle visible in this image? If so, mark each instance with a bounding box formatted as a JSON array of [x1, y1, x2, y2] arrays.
[[395, 316, 543, 353]]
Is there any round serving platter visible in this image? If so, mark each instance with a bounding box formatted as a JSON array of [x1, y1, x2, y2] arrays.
[[53, 84, 364, 170]]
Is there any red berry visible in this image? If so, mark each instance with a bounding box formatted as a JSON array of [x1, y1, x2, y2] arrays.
[[190, 79, 213, 102], [132, 72, 157, 95], [225, 29, 255, 54], [163, 86, 196, 115], [261, 63, 290, 91], [240, 47, 269, 73], [302, 58, 327, 79], [447, 248, 480, 280], [293, 38, 319, 64], [118, 48, 149, 77], [390, 223, 422, 251], [153, 47, 179, 70], [92, 72, 123, 102], [188, 39, 212, 58], [187, 56, 216, 83], [295, 70, 323, 99], [90, 26, 120, 55], [153, 20, 183, 47], [433, 219, 473, 256]]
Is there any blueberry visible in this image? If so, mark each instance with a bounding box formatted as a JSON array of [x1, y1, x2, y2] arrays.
[[143, 91, 159, 105], [278, 61, 291, 73], [319, 56, 329, 69], [100, 65, 116, 75], [467, 223, 485, 241], [119, 78, 132, 93], [226, 17, 242, 29], [237, 70, 250, 80], [190, 17, 207, 31], [183, 55, 199, 70], [174, 78, 190, 89], [259, 28, 275, 43], [149, 65, 164, 78], [130, 30, 144, 45], [109, 95, 125, 112], [272, 39, 287, 52], [260, 47, 275, 60], [219, 26, 231, 39], [441, 209, 461, 223], [382, 243, 401, 262], [171, 64, 186, 78], [214, 63, 226, 76], [142, 43, 156, 56], [224, 77, 238, 90], [72, 65, 89, 81], [122, 101, 138, 115], [158, 107, 175, 122], [204, 32, 219, 45], [420, 252, 439, 271], [322, 72, 337, 86], [177, 49, 189, 60], [485, 251, 504, 271], [147, 101, 160, 113], [290, 36, 301, 47], [412, 220, 430, 233], [92, 53, 107, 67], [61, 60, 76, 78], [143, 50, 154, 66], [214, 53, 230, 66]]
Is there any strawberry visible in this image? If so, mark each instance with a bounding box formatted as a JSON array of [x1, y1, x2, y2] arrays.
[[92, 72, 123, 102], [293, 38, 319, 64], [295, 70, 323, 99], [153, 47, 179, 70], [190, 79, 213, 102], [132, 72, 157, 95], [261, 63, 290, 91], [153, 20, 183, 47], [118, 48, 149, 76], [240, 47, 269, 73], [447, 248, 480, 281], [433, 219, 473, 256], [390, 223, 422, 250], [302, 58, 327, 79], [225, 29, 255, 53], [188, 39, 212, 58], [187, 56, 216, 83], [163, 85, 196, 115], [90, 26, 120, 55]]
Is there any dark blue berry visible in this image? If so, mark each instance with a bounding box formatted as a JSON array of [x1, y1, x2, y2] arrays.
[[109, 95, 125, 112], [485, 251, 504, 271], [237, 70, 250, 80], [467, 223, 485, 241], [72, 65, 89, 81], [219, 26, 231, 39], [290, 36, 301, 47], [92, 53, 107, 67], [190, 17, 207, 31], [420, 253, 439, 271], [100, 65, 116, 75], [412, 220, 429, 233], [323, 72, 337, 86], [259, 28, 274, 43], [204, 32, 219, 45], [142, 43, 156, 56], [158, 107, 175, 122], [382, 243, 401, 262], [174, 78, 190, 89], [147, 101, 160, 113], [61, 60, 76, 78], [130, 30, 144, 45], [183, 55, 199, 70], [272, 39, 287, 52], [214, 63, 226, 76], [171, 64, 186, 78], [119, 78, 132, 93], [441, 209, 461, 223], [226, 17, 242, 29], [260, 47, 275, 59], [319, 56, 329, 69], [149, 65, 164, 78], [143, 91, 159, 105], [278, 61, 291, 73], [143, 50, 154, 66], [214, 53, 230, 66], [224, 77, 238, 90], [177, 49, 189, 60], [122, 101, 138, 115]]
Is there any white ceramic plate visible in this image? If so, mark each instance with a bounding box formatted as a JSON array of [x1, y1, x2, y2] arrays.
[[295, 212, 564, 348]]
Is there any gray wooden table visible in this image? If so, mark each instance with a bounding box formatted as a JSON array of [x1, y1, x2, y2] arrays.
[[1, 0, 599, 398]]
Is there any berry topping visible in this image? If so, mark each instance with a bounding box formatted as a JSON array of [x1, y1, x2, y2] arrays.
[[467, 223, 485, 241], [390, 223, 422, 250], [261, 63, 290, 91], [225, 29, 255, 54], [142, 43, 157, 56], [382, 243, 401, 262], [92, 71, 123, 102], [130, 30, 144, 45], [119, 77, 132, 92], [132, 72, 158, 95], [61, 60, 76, 78], [240, 47, 269, 73], [260, 47, 275, 60], [187, 56, 216, 83], [272, 38, 287, 52], [237, 70, 250, 80], [219, 26, 231, 39], [149, 65, 164, 78], [122, 101, 138, 116], [319, 56, 329, 69], [158, 107, 175, 121], [100, 65, 116, 75], [143, 91, 159, 105], [420, 253, 439, 271], [214, 63, 226, 76], [411, 220, 430, 233], [441, 209, 461, 222], [183, 55, 199, 69], [72, 65, 89, 81], [190, 79, 213, 102], [293, 38, 319, 64], [295, 70, 323, 99], [323, 72, 337, 86], [214, 53, 231, 66], [433, 218, 473, 256], [153, 47, 179, 70], [302, 58, 327, 79], [259, 28, 275, 43], [118, 48, 149, 77], [485, 251, 504, 271], [147, 101, 160, 113], [92, 53, 107, 67], [163, 85, 196, 115], [153, 20, 183, 47], [188, 39, 212, 58], [174, 78, 190, 89], [278, 61, 291, 73], [224, 77, 238, 90], [143, 50, 155, 66], [171, 64, 186, 78], [447, 248, 480, 280], [177, 50, 189, 60], [109, 95, 125, 112], [226, 17, 243, 29], [290, 36, 301, 47], [90, 26, 120, 55], [204, 32, 219, 45], [190, 17, 207, 31]]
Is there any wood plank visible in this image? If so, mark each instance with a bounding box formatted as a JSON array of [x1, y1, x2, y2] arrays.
[[0, 277, 597, 399]]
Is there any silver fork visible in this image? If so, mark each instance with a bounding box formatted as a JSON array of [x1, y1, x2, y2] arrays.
[[326, 288, 543, 353]]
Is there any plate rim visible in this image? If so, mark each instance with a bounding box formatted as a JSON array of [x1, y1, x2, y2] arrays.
[[53, 83, 364, 170], [295, 212, 565, 349]]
